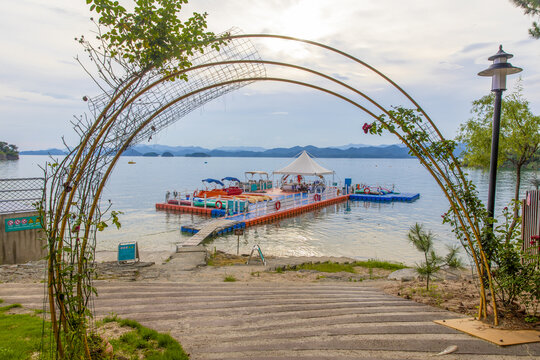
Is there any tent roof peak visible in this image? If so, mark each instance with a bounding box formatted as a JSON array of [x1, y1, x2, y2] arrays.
[[273, 150, 334, 176]]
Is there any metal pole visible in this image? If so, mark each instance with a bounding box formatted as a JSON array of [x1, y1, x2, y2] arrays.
[[486, 89, 503, 230]]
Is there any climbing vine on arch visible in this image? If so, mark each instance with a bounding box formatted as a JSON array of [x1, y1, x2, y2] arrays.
[[41, 0, 228, 358], [41, 4, 514, 358]]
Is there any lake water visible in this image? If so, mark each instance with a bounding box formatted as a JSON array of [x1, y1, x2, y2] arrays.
[[1, 155, 537, 265]]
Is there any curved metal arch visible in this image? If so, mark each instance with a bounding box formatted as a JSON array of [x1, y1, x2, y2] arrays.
[[47, 37, 498, 337], [78, 76, 489, 321], [70, 59, 485, 265], [57, 59, 492, 320], [59, 59, 475, 255], [56, 33, 472, 245]]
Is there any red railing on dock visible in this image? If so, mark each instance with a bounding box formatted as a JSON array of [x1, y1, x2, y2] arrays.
[[155, 202, 213, 215], [242, 194, 349, 227]]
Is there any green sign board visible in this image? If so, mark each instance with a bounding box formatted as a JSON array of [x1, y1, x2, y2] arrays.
[[118, 242, 139, 262], [5, 216, 42, 232]]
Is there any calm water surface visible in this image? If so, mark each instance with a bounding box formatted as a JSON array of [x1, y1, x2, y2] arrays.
[[1, 155, 536, 265]]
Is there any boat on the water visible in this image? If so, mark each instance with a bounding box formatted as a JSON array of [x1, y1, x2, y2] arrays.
[[193, 178, 228, 198], [221, 177, 244, 196], [240, 171, 273, 192], [353, 184, 399, 195]]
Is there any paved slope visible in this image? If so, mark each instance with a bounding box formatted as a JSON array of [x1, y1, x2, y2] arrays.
[[1, 282, 538, 359]]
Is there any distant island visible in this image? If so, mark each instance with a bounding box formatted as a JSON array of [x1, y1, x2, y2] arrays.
[[142, 152, 159, 157], [185, 152, 211, 157], [0, 141, 19, 160], [20, 143, 465, 159]]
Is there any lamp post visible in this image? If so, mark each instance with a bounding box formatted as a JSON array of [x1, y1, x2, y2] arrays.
[[478, 45, 522, 229]]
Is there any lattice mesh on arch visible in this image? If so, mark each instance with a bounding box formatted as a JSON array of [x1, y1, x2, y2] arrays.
[[82, 28, 266, 153]]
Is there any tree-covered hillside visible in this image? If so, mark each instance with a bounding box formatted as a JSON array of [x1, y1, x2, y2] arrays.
[[0, 141, 19, 160]]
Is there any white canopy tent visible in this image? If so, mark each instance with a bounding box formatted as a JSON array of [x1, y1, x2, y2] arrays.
[[273, 151, 334, 176]]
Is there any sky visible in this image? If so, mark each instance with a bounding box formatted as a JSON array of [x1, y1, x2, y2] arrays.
[[0, 0, 539, 151]]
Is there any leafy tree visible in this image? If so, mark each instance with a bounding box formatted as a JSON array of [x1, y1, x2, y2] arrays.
[[511, 0, 540, 38], [456, 82, 540, 240], [0, 141, 19, 156], [408, 223, 463, 290], [78, 0, 224, 89]]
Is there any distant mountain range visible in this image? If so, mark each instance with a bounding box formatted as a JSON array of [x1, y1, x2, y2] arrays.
[[20, 143, 465, 159], [20, 148, 67, 156]]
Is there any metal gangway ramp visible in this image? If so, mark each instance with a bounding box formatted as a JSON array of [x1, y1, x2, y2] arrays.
[[176, 218, 235, 249]]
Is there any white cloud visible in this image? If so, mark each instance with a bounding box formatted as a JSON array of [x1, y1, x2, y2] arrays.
[[1, 0, 539, 149]]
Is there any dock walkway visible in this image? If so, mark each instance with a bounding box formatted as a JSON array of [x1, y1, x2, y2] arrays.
[[177, 219, 238, 248]]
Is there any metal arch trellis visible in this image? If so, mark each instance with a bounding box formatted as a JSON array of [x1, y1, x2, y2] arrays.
[[81, 29, 265, 150], [43, 31, 267, 358], [44, 32, 498, 358], [85, 71, 495, 322]]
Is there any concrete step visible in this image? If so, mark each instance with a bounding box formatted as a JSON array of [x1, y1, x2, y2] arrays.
[[0, 281, 538, 359]]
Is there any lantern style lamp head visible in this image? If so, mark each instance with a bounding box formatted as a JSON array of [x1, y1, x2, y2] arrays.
[[478, 45, 522, 91]]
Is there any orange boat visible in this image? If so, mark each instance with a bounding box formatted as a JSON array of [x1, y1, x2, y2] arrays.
[[194, 189, 228, 198], [193, 179, 228, 198]]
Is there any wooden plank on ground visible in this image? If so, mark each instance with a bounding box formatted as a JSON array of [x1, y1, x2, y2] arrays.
[[434, 318, 540, 346]]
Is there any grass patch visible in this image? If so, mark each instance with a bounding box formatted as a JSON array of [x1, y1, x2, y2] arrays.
[[223, 275, 237, 282], [295, 262, 356, 273], [207, 251, 247, 266], [406, 285, 444, 305], [0, 303, 22, 312], [352, 259, 407, 271], [101, 315, 189, 360], [0, 300, 51, 359], [287, 260, 406, 274], [0, 303, 188, 360]]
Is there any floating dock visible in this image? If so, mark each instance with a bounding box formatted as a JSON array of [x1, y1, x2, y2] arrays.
[[174, 192, 349, 247], [349, 193, 420, 202], [162, 190, 420, 249]]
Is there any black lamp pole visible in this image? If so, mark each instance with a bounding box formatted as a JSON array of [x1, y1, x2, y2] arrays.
[[478, 45, 522, 229], [486, 89, 503, 225]]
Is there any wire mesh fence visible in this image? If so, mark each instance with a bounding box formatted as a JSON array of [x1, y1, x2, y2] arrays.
[[0, 178, 44, 214]]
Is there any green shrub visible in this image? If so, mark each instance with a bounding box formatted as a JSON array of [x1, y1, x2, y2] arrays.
[[408, 223, 463, 290]]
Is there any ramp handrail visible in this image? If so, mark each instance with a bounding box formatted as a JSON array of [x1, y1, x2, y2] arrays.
[[247, 244, 266, 266]]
